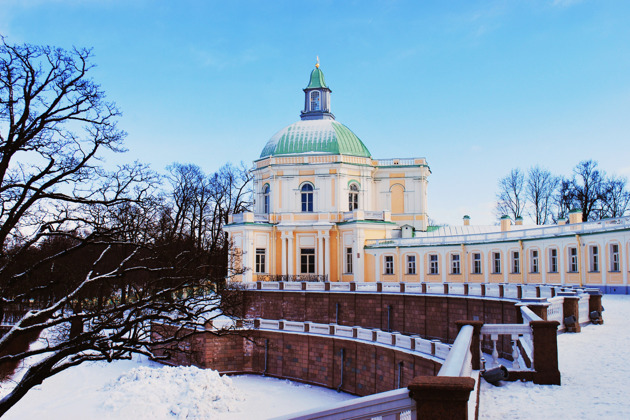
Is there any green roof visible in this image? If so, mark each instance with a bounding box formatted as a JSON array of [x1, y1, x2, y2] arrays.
[[260, 120, 371, 158], [306, 68, 328, 89]]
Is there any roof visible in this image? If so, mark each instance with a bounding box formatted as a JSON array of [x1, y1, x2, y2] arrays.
[[306, 68, 328, 89], [259, 119, 371, 158]]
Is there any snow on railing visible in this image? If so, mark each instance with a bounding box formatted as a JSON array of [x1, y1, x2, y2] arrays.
[[438, 325, 474, 378], [480, 323, 534, 371], [366, 216, 630, 247], [578, 293, 591, 324], [547, 297, 564, 325], [270, 387, 415, 420]]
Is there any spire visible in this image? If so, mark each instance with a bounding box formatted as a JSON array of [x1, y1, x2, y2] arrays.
[[301, 61, 334, 121]]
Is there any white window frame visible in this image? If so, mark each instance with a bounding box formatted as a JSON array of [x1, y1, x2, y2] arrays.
[[511, 251, 520, 274], [530, 249, 539, 274], [589, 245, 599, 272], [263, 184, 270, 214], [568, 247, 578, 273], [549, 248, 558, 273], [429, 254, 439, 275], [300, 183, 314, 212], [348, 183, 359, 211], [472, 253, 482, 274], [255, 248, 266, 274], [345, 247, 353, 274], [450, 254, 460, 275], [310, 90, 321, 111], [610, 243, 620, 272], [492, 252, 501, 274], [384, 255, 394, 275], [406, 254, 416, 275], [300, 248, 315, 274]]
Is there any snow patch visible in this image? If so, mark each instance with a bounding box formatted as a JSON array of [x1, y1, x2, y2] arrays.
[[102, 365, 244, 419]]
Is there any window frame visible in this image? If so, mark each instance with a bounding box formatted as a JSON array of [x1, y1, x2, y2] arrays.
[[568, 247, 578, 273], [450, 253, 460, 275], [530, 249, 539, 274], [492, 252, 501, 274], [345, 247, 353, 274], [406, 254, 416, 275], [589, 245, 599, 272], [262, 184, 270, 214], [384, 255, 394, 275], [610, 243, 620, 272], [310, 90, 321, 111], [255, 248, 266, 274], [549, 248, 558, 273], [472, 253, 482, 274], [511, 251, 520, 274], [429, 254, 439, 275], [348, 183, 359, 211], [300, 183, 314, 212], [300, 248, 316, 274]]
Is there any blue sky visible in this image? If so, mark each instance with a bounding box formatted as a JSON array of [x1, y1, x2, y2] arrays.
[[2, 0, 629, 225]]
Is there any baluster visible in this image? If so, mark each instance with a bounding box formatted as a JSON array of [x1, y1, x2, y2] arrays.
[[491, 334, 499, 367], [511, 335, 520, 370]]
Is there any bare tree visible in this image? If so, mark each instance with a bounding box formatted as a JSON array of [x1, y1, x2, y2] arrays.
[[0, 40, 245, 414], [526, 166, 559, 225], [552, 178, 575, 222], [496, 168, 526, 221], [599, 175, 630, 218], [571, 160, 604, 221]]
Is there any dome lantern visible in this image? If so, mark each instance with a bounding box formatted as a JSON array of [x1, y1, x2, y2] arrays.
[[301, 58, 334, 121]]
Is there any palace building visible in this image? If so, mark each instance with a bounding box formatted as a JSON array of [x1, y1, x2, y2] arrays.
[[225, 63, 430, 283], [226, 64, 630, 293]]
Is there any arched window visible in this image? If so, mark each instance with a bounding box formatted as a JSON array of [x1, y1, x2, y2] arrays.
[[301, 183, 314, 212], [310, 91, 321, 111], [263, 184, 270, 214], [348, 184, 359, 211]]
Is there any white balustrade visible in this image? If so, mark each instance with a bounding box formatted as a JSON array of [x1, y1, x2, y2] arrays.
[[480, 324, 533, 371], [261, 281, 280, 290], [425, 283, 444, 294], [485, 284, 501, 297], [382, 282, 401, 293], [329, 282, 351, 291], [468, 283, 483, 296], [448, 283, 465, 295], [334, 325, 354, 338], [305, 282, 326, 291]]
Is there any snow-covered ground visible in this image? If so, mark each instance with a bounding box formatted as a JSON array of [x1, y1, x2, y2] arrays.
[[1, 356, 354, 419], [3, 295, 628, 419], [480, 294, 630, 419]]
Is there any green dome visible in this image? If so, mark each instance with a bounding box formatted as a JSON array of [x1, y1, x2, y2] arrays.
[[260, 120, 371, 158]]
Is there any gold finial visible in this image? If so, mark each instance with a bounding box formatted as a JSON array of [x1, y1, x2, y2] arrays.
[[315, 56, 320, 68]]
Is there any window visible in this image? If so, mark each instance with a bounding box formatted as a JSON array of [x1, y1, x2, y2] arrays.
[[384, 255, 394, 275], [493, 252, 501, 274], [310, 90, 321, 111], [345, 247, 353, 274], [568, 247, 578, 272], [610, 243, 620, 272], [549, 248, 558, 273], [406, 255, 416, 275], [451, 254, 460, 274], [301, 248, 315, 274], [263, 184, 270, 214], [589, 245, 599, 272], [429, 254, 439, 275], [301, 183, 314, 212], [530, 250, 539, 273], [255, 248, 266, 274], [348, 184, 359, 211], [511, 251, 520, 274], [472, 253, 482, 274]]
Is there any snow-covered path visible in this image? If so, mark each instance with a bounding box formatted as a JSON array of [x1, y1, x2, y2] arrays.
[[480, 294, 630, 419]]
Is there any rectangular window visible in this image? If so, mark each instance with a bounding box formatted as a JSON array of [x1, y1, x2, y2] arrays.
[[568, 247, 578, 272], [472, 253, 482, 274], [549, 248, 558, 273], [384, 255, 394, 275], [451, 254, 460, 274], [589, 245, 599, 272], [493, 252, 501, 274], [345, 247, 353, 274], [511, 251, 520, 274], [429, 254, 439, 275], [255, 248, 266, 274], [406, 255, 417, 275], [531, 250, 539, 273], [300, 248, 315, 274], [611, 243, 620, 272]]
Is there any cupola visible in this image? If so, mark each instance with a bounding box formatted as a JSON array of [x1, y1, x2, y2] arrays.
[[301, 58, 334, 121]]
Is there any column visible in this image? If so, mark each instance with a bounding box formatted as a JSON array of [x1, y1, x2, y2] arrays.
[[355, 230, 365, 282], [244, 230, 253, 283], [324, 231, 330, 281], [318, 232, 324, 277], [287, 234, 294, 276], [281, 232, 287, 276]]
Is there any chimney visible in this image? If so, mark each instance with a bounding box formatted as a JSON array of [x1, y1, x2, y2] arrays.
[[515, 216, 523, 226], [569, 209, 583, 224], [463, 215, 470, 226], [557, 217, 567, 225], [500, 215, 512, 232]]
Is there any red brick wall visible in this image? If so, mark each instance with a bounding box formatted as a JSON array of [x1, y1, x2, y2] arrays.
[[244, 291, 520, 344], [155, 326, 443, 397]]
